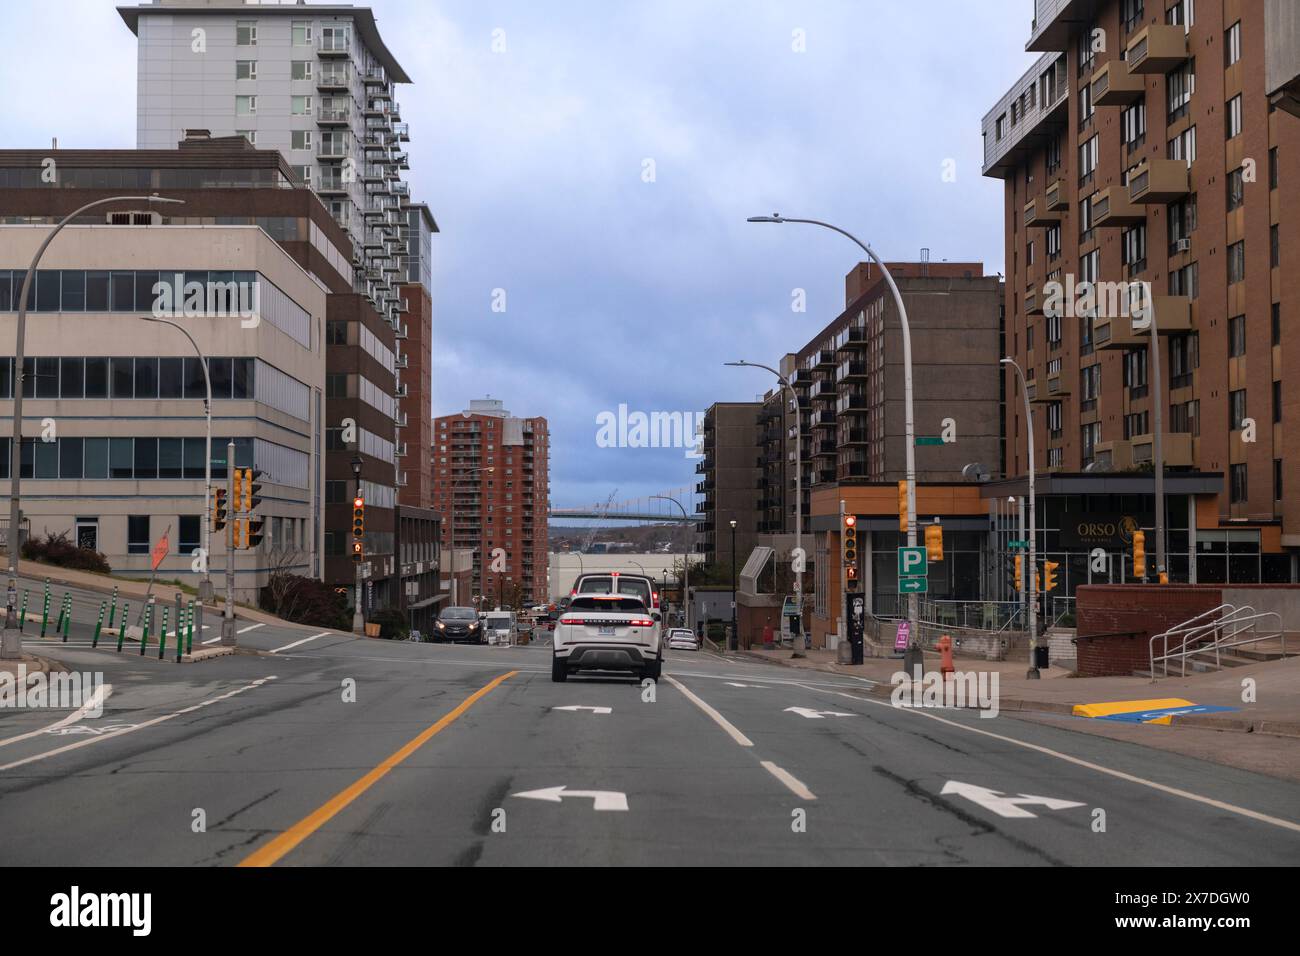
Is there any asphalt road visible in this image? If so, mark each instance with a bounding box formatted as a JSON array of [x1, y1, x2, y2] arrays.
[[3, 621, 1300, 866]]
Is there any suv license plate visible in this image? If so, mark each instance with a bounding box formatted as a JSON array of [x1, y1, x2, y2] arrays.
[[598, 625, 615, 636]]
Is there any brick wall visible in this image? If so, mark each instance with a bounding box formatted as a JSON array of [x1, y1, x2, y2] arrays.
[[1075, 585, 1224, 677]]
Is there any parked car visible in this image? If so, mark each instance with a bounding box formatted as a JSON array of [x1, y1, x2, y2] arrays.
[[551, 593, 662, 683], [434, 607, 485, 644], [666, 628, 699, 651]]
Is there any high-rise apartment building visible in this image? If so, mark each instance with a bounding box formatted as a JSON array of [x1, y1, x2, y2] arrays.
[[431, 400, 550, 606], [983, 0, 1300, 584], [695, 402, 762, 565], [398, 203, 437, 510]]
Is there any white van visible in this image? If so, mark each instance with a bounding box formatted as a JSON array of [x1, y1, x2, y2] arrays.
[[483, 611, 517, 646]]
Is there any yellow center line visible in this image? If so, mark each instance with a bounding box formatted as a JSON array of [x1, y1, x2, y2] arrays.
[[238, 670, 518, 867]]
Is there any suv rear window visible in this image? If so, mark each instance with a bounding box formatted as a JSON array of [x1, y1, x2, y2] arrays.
[[568, 596, 647, 613], [574, 575, 653, 607]]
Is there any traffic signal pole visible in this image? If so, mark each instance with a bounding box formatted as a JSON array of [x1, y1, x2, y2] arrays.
[[221, 441, 237, 647]]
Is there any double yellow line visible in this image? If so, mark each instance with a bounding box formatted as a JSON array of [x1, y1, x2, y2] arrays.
[[239, 670, 517, 867]]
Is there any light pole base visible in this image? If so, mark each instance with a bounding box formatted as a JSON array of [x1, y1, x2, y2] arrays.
[[1, 623, 21, 660], [902, 643, 924, 676], [1025, 667, 1041, 680], [220, 615, 237, 647], [353, 612, 365, 636], [199, 579, 215, 603]]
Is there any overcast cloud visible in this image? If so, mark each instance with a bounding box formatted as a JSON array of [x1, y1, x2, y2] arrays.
[[1, 0, 1041, 513]]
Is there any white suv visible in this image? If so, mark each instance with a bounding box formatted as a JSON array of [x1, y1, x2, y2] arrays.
[[552, 593, 663, 682]]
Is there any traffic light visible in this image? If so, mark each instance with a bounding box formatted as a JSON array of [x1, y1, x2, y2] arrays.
[[245, 517, 265, 549], [925, 522, 943, 562], [897, 480, 909, 533], [352, 495, 365, 540], [1014, 554, 1023, 591], [1043, 560, 1059, 592], [1133, 530, 1146, 578], [231, 519, 244, 550], [842, 514, 858, 563], [232, 468, 244, 510], [212, 488, 228, 532], [239, 468, 263, 513], [351, 539, 365, 563]]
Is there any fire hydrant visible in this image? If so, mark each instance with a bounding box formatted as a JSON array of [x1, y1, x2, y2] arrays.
[[762, 623, 775, 647], [937, 634, 955, 678]]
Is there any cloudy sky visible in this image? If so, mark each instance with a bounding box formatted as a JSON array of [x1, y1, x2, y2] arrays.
[[1, 0, 1040, 514]]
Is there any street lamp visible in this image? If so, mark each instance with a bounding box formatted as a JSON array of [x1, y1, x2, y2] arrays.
[[141, 316, 214, 602], [1001, 358, 1039, 679], [748, 213, 920, 660], [3, 194, 185, 660], [651, 495, 690, 631], [352, 454, 365, 634], [729, 518, 738, 650], [726, 359, 804, 656]]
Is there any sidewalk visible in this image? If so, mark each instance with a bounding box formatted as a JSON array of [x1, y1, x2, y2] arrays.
[[734, 644, 1300, 738]]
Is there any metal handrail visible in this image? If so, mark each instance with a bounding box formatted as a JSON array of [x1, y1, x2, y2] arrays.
[[1149, 605, 1284, 680]]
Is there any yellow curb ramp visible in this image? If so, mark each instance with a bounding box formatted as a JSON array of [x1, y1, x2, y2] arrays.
[[1072, 698, 1194, 718]]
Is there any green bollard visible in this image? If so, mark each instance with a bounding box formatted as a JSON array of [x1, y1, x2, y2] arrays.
[[62, 596, 70, 643], [19, 589, 28, 632], [139, 602, 151, 656], [187, 600, 195, 655], [108, 586, 119, 629], [56, 592, 69, 634], [116, 602, 130, 652], [93, 601, 106, 648], [176, 605, 186, 663], [40, 587, 51, 638], [158, 605, 169, 660]]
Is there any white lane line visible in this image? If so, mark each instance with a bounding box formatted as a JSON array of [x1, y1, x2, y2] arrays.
[[0, 676, 278, 772], [201, 636, 222, 645], [761, 760, 817, 801], [664, 675, 753, 748], [795, 682, 1300, 836], [0, 683, 113, 749], [269, 631, 332, 654], [237, 623, 265, 635]]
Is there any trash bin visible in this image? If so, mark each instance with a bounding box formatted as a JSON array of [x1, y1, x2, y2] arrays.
[[1034, 645, 1049, 669], [837, 640, 853, 664]]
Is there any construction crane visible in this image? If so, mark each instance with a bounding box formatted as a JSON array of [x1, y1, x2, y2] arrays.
[[580, 489, 618, 553]]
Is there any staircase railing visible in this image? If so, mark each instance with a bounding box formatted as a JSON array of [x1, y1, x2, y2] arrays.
[[1149, 604, 1285, 680]]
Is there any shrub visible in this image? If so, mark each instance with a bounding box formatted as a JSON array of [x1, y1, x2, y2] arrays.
[[21, 532, 112, 573], [367, 606, 409, 640], [260, 573, 350, 629]]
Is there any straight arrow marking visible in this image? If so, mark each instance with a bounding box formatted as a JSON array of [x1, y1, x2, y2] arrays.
[[511, 786, 628, 811], [552, 705, 613, 714], [940, 780, 1086, 819]]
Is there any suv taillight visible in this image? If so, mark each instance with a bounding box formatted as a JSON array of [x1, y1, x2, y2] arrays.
[[630, 619, 653, 627]]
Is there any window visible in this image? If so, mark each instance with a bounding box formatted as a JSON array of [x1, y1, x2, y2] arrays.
[[1230, 389, 1248, 430], [1047, 401, 1063, 436], [1026, 241, 1035, 267], [1079, 135, 1098, 183], [1046, 224, 1061, 260], [1168, 125, 1196, 165], [1124, 348, 1148, 393], [1122, 0, 1144, 33], [1227, 241, 1245, 285], [236, 21, 257, 46], [236, 95, 256, 115], [1229, 315, 1246, 357], [1272, 224, 1280, 268], [1124, 411, 1150, 439], [1079, 193, 1095, 236], [1230, 463, 1247, 505], [1168, 195, 1197, 250], [1226, 21, 1242, 67], [1276, 459, 1283, 501], [291, 130, 312, 151], [236, 60, 256, 81], [1170, 261, 1198, 299], [1081, 421, 1101, 465], [1226, 95, 1243, 140], [1121, 100, 1146, 149], [1170, 332, 1198, 387], [1167, 59, 1195, 122], [236, 130, 257, 146], [127, 515, 150, 555], [291, 60, 312, 81], [1274, 380, 1282, 424], [1046, 135, 1062, 172], [1270, 147, 1279, 190], [1122, 224, 1147, 270], [291, 96, 312, 116], [1273, 303, 1282, 346], [179, 515, 201, 556], [1079, 83, 1094, 130], [1166, 0, 1194, 29], [1227, 167, 1245, 211], [1080, 364, 1101, 410], [292, 21, 312, 46]]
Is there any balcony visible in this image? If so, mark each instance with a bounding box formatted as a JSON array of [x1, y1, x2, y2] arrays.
[[1091, 59, 1144, 106], [317, 175, 347, 195], [318, 34, 352, 57], [1143, 295, 1192, 334], [812, 440, 837, 459], [1092, 185, 1146, 227], [364, 67, 387, 86], [1024, 196, 1060, 227], [1126, 24, 1189, 74], [1129, 159, 1189, 204], [317, 106, 351, 126], [835, 360, 868, 382], [1025, 287, 1044, 315], [317, 137, 349, 160], [841, 428, 869, 446], [1095, 314, 1144, 351], [317, 67, 351, 91], [1132, 432, 1194, 467], [1044, 177, 1068, 211], [393, 122, 411, 142]]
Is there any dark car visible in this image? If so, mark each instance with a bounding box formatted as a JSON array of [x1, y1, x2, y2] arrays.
[[434, 606, 485, 644]]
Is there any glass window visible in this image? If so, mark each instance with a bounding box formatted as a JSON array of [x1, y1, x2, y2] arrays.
[[59, 357, 84, 398], [35, 357, 59, 398], [84, 357, 108, 398], [135, 271, 159, 313], [35, 270, 60, 312], [183, 437, 205, 480], [159, 357, 183, 399], [158, 437, 183, 479], [179, 515, 201, 555], [134, 357, 159, 399], [35, 439, 59, 479], [133, 437, 158, 479], [59, 437, 84, 479], [233, 357, 253, 399], [209, 357, 233, 398], [0, 357, 10, 399], [184, 357, 206, 399], [1229, 315, 1246, 357], [128, 516, 150, 555], [85, 271, 110, 311], [109, 438, 133, 478], [111, 357, 135, 398], [110, 272, 135, 311], [61, 271, 86, 311], [84, 438, 108, 479]]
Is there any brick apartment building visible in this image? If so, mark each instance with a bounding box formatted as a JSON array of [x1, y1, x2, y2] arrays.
[[695, 402, 762, 565], [983, 0, 1300, 585], [432, 399, 550, 607]]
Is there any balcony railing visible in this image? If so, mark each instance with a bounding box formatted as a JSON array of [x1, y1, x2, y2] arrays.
[[318, 34, 352, 55], [1126, 24, 1190, 75]]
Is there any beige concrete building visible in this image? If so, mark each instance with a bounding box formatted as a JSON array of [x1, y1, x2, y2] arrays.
[[1, 224, 327, 600]]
